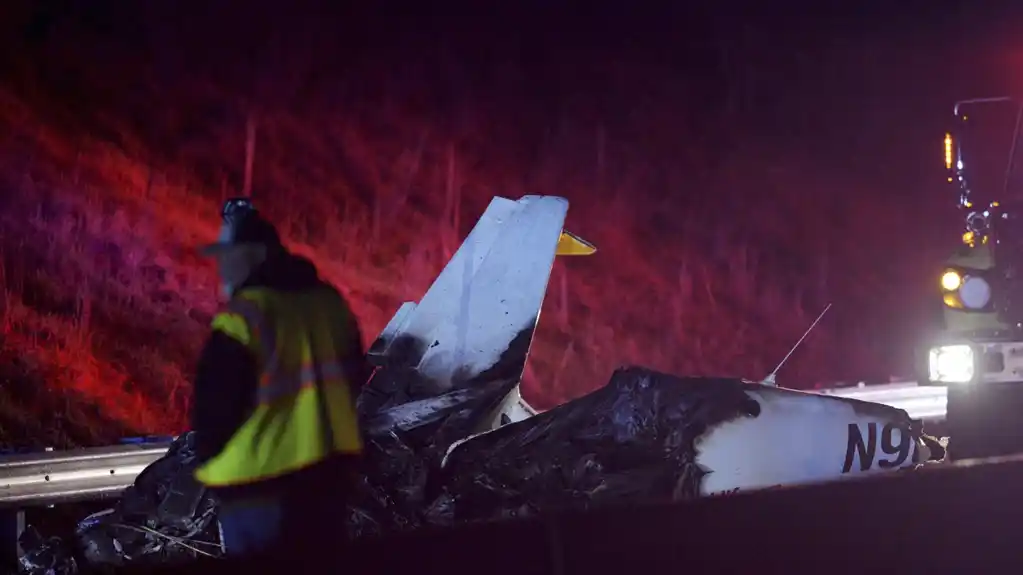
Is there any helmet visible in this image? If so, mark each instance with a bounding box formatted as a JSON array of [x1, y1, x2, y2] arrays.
[[201, 198, 282, 255]]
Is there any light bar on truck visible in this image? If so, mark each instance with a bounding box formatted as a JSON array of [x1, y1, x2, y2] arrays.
[[945, 133, 954, 170]]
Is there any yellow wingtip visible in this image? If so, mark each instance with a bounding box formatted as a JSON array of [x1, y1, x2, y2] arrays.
[[556, 231, 596, 256]]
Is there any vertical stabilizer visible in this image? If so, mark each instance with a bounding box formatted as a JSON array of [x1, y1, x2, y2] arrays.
[[368, 195, 594, 428]]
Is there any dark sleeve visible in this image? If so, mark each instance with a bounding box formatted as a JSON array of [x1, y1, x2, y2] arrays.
[[343, 311, 373, 388], [190, 331, 260, 464]]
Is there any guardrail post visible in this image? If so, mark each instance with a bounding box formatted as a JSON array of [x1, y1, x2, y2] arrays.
[[0, 508, 25, 568]]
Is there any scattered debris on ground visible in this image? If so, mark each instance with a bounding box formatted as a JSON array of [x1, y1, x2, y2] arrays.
[[18, 433, 221, 575]]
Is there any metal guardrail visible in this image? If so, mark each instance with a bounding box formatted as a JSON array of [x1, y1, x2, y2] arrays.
[[0, 441, 173, 508], [816, 381, 948, 421]]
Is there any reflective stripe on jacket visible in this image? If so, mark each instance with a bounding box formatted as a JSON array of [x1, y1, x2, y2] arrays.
[[194, 285, 363, 487]]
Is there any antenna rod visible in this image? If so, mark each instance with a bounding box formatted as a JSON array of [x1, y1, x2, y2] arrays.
[[762, 303, 832, 387]]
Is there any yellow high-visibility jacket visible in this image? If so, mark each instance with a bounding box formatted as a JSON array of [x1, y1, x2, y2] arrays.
[[192, 256, 365, 487]]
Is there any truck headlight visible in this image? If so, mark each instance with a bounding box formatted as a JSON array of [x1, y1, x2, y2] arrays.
[[927, 344, 978, 384]]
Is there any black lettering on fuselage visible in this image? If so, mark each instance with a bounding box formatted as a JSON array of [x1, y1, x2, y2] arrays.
[[843, 423, 876, 472], [877, 422, 912, 469], [842, 422, 912, 473]]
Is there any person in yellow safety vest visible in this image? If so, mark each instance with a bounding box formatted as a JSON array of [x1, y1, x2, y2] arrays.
[[190, 197, 372, 558]]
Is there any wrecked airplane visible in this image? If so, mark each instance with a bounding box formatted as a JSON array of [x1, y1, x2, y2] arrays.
[[14, 196, 943, 573]]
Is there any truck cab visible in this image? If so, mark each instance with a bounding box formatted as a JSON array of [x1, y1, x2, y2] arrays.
[[922, 97, 1023, 459]]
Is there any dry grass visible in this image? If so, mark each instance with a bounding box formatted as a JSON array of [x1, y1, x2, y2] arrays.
[[0, 18, 948, 447]]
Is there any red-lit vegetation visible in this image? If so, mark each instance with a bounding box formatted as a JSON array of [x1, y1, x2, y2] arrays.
[[0, 9, 951, 447]]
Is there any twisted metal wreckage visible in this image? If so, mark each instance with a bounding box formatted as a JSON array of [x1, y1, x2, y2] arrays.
[[13, 196, 946, 574]]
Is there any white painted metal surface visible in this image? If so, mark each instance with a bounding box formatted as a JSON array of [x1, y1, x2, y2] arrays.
[[372, 195, 590, 429], [409, 196, 567, 387], [491, 386, 538, 424], [700, 384, 930, 496], [0, 442, 172, 507]]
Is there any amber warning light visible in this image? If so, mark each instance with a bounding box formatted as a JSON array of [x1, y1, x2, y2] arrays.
[[944, 133, 954, 170]]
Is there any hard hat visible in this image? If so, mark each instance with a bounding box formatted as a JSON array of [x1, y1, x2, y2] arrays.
[[200, 197, 282, 256]]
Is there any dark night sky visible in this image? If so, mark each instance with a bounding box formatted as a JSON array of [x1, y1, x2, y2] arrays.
[[101, 0, 1021, 192], [5, 1, 1018, 183]]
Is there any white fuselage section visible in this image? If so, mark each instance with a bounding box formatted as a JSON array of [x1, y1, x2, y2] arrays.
[[697, 386, 925, 496]]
